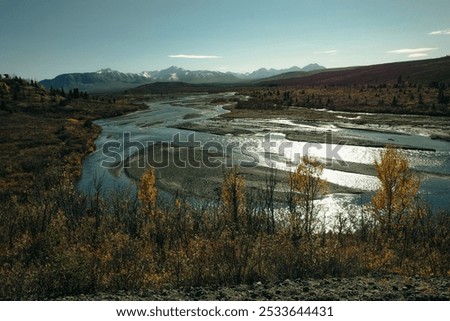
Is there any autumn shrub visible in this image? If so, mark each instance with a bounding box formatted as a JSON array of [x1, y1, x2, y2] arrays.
[[0, 148, 448, 299], [366, 146, 450, 274]]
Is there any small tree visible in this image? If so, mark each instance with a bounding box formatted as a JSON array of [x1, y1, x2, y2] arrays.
[[372, 146, 420, 242], [263, 167, 277, 234], [438, 87, 449, 104], [391, 95, 398, 107], [138, 167, 164, 248], [289, 155, 328, 243], [221, 166, 246, 234], [138, 167, 158, 216]]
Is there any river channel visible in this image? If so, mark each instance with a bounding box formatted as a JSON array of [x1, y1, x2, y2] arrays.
[[78, 93, 450, 215]]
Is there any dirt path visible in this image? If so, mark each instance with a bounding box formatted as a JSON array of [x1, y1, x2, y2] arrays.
[[58, 274, 449, 301]]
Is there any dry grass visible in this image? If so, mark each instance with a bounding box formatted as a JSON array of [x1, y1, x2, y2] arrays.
[[237, 83, 449, 116], [0, 77, 145, 200], [0, 77, 448, 300], [0, 161, 448, 299]]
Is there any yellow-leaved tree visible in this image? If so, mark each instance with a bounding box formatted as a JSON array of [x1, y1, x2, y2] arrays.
[[138, 167, 158, 216], [221, 166, 246, 234], [138, 167, 164, 249], [288, 155, 328, 243], [372, 146, 420, 242]]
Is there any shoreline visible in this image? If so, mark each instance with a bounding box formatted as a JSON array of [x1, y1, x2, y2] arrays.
[[174, 102, 448, 152], [80, 94, 450, 203], [175, 122, 437, 151], [122, 143, 373, 201], [115, 98, 450, 200]]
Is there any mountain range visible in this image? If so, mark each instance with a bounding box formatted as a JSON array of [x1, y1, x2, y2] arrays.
[[39, 64, 326, 93], [124, 56, 450, 97], [228, 63, 325, 80]]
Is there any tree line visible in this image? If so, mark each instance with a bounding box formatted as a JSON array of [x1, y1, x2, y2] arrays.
[[49, 87, 89, 100]]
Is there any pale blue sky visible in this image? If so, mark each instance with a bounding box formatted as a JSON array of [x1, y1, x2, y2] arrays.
[[1, 0, 449, 79]]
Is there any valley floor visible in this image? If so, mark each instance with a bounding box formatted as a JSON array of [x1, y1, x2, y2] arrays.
[[181, 103, 450, 145]]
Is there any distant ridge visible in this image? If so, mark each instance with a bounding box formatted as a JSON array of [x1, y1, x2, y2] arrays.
[[39, 67, 242, 93], [260, 56, 450, 87], [38, 57, 450, 94], [39, 70, 151, 93], [39, 64, 326, 93], [228, 64, 326, 80]]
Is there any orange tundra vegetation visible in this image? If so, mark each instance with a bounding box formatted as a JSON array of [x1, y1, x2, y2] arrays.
[[0, 147, 449, 299]]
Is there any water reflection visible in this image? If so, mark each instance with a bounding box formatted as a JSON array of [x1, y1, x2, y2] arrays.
[[79, 94, 450, 212]]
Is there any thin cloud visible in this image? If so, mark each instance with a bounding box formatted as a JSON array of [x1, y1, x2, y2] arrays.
[[428, 29, 450, 35], [408, 53, 429, 58], [169, 54, 222, 59], [388, 48, 437, 54], [316, 50, 338, 54]]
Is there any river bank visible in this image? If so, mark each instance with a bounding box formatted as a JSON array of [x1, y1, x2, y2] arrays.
[[78, 93, 450, 210], [177, 103, 450, 150], [123, 141, 377, 202], [0, 89, 146, 200]]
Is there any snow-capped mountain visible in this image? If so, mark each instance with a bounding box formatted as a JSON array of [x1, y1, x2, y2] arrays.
[[229, 64, 326, 80], [40, 69, 153, 93], [39, 64, 326, 93], [40, 66, 241, 92], [146, 66, 240, 83]]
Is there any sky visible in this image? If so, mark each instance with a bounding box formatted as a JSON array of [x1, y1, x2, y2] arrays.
[[1, 0, 450, 80]]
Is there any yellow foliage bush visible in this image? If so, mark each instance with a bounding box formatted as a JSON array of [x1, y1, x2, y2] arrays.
[[0, 147, 448, 299]]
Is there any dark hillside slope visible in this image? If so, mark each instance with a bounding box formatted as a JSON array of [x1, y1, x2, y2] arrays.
[[125, 81, 238, 95], [261, 56, 450, 87]]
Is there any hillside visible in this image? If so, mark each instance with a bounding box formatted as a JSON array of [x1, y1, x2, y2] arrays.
[[226, 57, 450, 116], [124, 81, 237, 95], [0, 76, 55, 106], [260, 56, 450, 87], [0, 75, 144, 200]]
